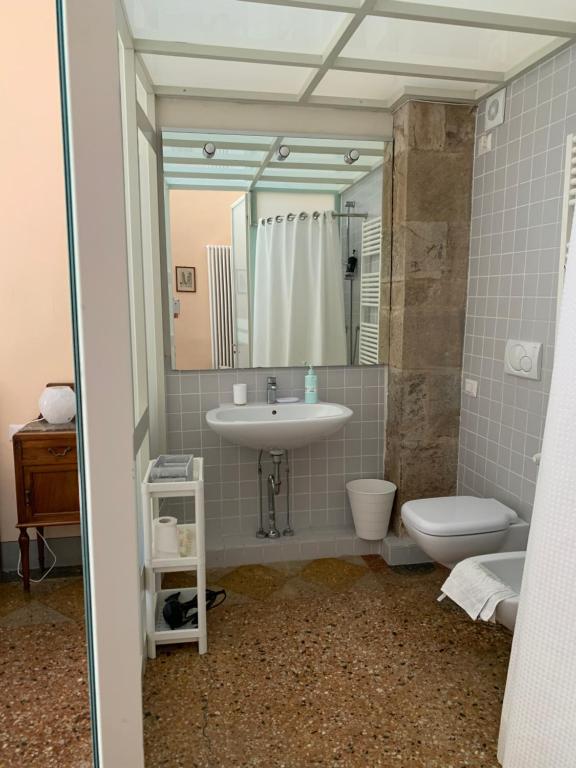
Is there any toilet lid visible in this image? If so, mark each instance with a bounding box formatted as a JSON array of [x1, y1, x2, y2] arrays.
[[401, 496, 518, 537]]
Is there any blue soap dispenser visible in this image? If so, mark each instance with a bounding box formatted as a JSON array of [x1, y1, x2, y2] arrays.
[[304, 362, 318, 404]]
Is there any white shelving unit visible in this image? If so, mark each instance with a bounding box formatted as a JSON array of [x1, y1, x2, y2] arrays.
[[142, 456, 206, 658]]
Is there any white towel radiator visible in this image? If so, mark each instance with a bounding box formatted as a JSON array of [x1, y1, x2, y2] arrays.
[[207, 245, 234, 368], [358, 216, 383, 365]]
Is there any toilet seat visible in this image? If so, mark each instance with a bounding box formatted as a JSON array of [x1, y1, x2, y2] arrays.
[[401, 496, 518, 537]]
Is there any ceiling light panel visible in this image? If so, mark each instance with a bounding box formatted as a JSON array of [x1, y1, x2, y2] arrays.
[[392, 0, 576, 21], [343, 17, 557, 73], [314, 71, 490, 101], [124, 0, 347, 54], [142, 55, 314, 94]]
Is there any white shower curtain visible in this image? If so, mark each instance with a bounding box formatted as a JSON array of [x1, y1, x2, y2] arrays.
[[498, 217, 576, 766], [252, 211, 347, 367]]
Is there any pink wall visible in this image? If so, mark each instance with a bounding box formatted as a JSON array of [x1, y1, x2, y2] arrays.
[[169, 189, 243, 370], [0, 2, 74, 544]]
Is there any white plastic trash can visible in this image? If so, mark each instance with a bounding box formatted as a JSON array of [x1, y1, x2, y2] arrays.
[[346, 479, 397, 540]]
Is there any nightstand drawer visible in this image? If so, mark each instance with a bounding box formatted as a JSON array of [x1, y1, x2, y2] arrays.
[[19, 439, 77, 465]]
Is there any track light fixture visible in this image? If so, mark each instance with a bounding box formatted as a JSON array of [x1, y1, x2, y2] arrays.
[[344, 149, 360, 165], [202, 142, 216, 159], [276, 145, 290, 161]]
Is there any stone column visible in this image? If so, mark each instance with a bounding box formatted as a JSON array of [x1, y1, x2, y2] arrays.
[[385, 102, 475, 534]]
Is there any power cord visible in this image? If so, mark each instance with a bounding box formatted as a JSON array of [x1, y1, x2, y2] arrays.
[[17, 530, 58, 584]]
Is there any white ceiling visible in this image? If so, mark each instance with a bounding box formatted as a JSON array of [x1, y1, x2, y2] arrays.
[[123, 0, 576, 111]]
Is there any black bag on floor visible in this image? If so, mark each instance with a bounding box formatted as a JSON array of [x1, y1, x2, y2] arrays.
[[162, 588, 226, 630]]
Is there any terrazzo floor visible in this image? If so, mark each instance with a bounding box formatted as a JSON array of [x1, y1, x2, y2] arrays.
[[0, 575, 92, 768], [144, 556, 513, 768], [0, 557, 513, 767]]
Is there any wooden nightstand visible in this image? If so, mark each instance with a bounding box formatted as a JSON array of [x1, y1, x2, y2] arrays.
[[12, 420, 79, 591]]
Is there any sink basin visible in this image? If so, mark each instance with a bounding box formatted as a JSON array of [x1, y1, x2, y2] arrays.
[[205, 401, 353, 451]]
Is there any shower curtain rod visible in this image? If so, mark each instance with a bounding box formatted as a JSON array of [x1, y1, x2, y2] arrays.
[[259, 211, 369, 225]]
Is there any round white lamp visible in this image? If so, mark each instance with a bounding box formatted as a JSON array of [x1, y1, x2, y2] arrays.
[[38, 386, 76, 425]]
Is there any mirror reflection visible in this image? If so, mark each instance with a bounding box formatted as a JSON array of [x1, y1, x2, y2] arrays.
[[164, 133, 390, 370]]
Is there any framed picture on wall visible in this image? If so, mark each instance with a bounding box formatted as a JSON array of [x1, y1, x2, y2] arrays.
[[176, 266, 196, 292]]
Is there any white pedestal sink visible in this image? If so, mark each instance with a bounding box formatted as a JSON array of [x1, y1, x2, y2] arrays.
[[205, 401, 353, 450]]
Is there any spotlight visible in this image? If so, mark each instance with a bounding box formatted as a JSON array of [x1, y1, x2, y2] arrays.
[[344, 149, 360, 165], [276, 145, 290, 161], [203, 142, 216, 159]]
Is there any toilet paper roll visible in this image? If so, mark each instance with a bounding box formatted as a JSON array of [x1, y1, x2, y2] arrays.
[[153, 516, 179, 557]]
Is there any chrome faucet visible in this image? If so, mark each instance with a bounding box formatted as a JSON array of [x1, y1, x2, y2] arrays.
[[266, 376, 277, 404]]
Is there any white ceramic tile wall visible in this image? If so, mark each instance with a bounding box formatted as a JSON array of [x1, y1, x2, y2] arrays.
[[164, 365, 387, 564], [340, 167, 384, 364], [458, 43, 576, 520]]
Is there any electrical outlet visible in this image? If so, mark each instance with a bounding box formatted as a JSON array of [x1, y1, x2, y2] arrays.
[[477, 132, 493, 156], [464, 379, 478, 398]]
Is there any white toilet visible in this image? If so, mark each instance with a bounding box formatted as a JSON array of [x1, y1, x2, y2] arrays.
[[401, 496, 530, 568]]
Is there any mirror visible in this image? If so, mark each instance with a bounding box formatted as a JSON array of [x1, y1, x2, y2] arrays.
[[163, 132, 392, 370]]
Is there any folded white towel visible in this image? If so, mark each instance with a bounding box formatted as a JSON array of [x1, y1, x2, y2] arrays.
[[438, 559, 518, 622]]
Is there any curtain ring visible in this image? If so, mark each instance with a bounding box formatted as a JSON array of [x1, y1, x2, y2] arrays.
[[266, 217, 273, 225], [299, 212, 307, 220], [260, 218, 265, 226], [275, 215, 284, 223], [313, 211, 320, 220], [287, 212, 295, 221]]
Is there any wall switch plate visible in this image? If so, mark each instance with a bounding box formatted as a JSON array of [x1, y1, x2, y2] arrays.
[[477, 132, 493, 156], [504, 340, 542, 380], [464, 378, 478, 398]]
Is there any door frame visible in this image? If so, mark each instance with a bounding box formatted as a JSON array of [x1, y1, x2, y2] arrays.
[[57, 1, 145, 764]]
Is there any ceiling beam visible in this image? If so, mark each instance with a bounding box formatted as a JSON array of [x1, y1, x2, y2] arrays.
[[241, 0, 576, 36], [267, 160, 374, 171], [163, 138, 273, 151], [165, 170, 352, 184], [167, 182, 250, 191], [164, 171, 256, 180], [163, 157, 262, 168], [307, 94, 389, 109], [238, 0, 362, 9], [134, 39, 322, 68], [154, 85, 391, 111], [333, 57, 504, 84], [249, 137, 284, 190], [259, 174, 353, 184], [370, 1, 576, 37], [298, 1, 377, 102], [154, 85, 301, 104], [137, 38, 504, 84], [163, 138, 385, 156]]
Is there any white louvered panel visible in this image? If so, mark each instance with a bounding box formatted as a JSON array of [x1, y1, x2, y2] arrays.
[[359, 217, 383, 365], [207, 245, 235, 369], [559, 134, 576, 315]]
